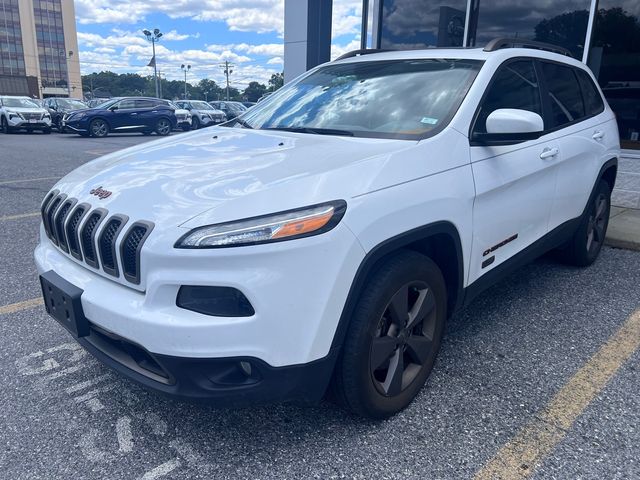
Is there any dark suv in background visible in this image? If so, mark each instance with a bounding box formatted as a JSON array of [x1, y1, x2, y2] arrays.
[[43, 97, 87, 132], [63, 97, 177, 137], [209, 101, 247, 120]]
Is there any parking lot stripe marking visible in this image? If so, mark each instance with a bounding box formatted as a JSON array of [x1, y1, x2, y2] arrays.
[[141, 459, 182, 480], [44, 363, 87, 381], [0, 297, 43, 315], [475, 309, 640, 480], [0, 176, 59, 186], [65, 374, 111, 394], [73, 383, 118, 403], [0, 212, 40, 222]]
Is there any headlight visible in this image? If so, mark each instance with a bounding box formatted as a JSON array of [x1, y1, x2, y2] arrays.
[[43, 113, 51, 118], [175, 200, 347, 248], [69, 112, 86, 120]]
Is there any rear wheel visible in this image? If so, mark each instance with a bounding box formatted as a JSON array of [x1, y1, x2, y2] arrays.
[[562, 179, 611, 266], [89, 119, 109, 137], [155, 118, 172, 136], [332, 250, 446, 418]]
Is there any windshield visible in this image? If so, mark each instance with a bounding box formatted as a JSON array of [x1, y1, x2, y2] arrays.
[[95, 98, 119, 109], [192, 101, 213, 110], [2, 97, 39, 108], [57, 99, 85, 110], [240, 59, 482, 139]]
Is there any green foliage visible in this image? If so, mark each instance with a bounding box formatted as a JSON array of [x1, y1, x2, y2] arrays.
[[81, 71, 284, 102]]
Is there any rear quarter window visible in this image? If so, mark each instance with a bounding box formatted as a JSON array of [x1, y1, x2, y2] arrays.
[[541, 62, 585, 127], [575, 69, 605, 117]]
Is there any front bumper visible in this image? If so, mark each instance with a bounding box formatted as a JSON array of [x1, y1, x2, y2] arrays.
[[62, 117, 88, 132], [8, 116, 51, 129]]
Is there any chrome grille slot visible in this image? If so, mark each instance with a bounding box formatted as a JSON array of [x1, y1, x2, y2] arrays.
[[120, 222, 154, 284], [80, 209, 107, 268], [66, 203, 89, 260], [53, 198, 76, 253], [98, 215, 128, 277]]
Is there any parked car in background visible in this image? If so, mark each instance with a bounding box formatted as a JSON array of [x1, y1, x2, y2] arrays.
[[30, 98, 45, 108], [175, 100, 226, 129], [209, 100, 247, 120], [0, 96, 52, 134], [87, 98, 110, 108], [168, 101, 192, 131], [241, 101, 256, 108], [63, 97, 176, 137], [44, 97, 87, 132]]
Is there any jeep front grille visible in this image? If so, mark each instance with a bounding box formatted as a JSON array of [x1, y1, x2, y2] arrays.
[[40, 191, 153, 286]]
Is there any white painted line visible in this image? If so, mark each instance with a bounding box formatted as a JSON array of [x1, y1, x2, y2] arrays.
[[65, 373, 111, 394], [44, 363, 87, 381], [0, 211, 40, 222], [0, 176, 59, 186], [85, 397, 105, 412], [116, 416, 134, 453], [73, 383, 117, 403], [140, 459, 182, 480]]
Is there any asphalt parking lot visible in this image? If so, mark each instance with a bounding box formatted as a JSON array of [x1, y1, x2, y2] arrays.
[[1, 131, 639, 479]]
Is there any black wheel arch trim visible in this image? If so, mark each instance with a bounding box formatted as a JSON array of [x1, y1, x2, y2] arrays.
[[330, 221, 465, 353]]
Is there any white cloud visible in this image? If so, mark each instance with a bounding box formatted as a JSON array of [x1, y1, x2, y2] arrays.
[[267, 56, 283, 65]]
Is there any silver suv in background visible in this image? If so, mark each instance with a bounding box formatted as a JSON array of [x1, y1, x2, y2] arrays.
[[175, 100, 227, 129], [0, 96, 52, 134]]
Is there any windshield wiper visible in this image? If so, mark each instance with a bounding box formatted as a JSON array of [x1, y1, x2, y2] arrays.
[[234, 117, 253, 129], [264, 126, 354, 137]]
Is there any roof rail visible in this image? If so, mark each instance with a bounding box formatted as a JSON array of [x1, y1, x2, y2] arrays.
[[334, 49, 390, 61], [484, 38, 572, 58]]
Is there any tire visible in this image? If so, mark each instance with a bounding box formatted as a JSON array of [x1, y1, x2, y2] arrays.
[[1, 116, 10, 134], [191, 117, 200, 130], [89, 118, 109, 137], [331, 250, 447, 419], [155, 118, 172, 136], [561, 179, 611, 266], [182, 125, 192, 132], [42, 128, 51, 134], [142, 131, 152, 136]]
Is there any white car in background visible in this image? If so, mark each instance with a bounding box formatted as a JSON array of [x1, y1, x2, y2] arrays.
[[0, 96, 52, 134], [168, 101, 192, 132], [35, 39, 619, 419], [175, 100, 227, 129]]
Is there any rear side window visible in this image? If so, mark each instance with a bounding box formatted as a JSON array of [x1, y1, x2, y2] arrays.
[[575, 69, 604, 117], [473, 60, 542, 134], [134, 99, 155, 108], [541, 62, 585, 127]]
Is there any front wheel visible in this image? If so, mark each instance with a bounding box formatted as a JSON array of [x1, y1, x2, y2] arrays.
[[155, 118, 172, 136], [562, 179, 611, 266], [1, 116, 10, 133], [42, 127, 51, 134], [191, 117, 200, 130], [89, 119, 109, 137], [331, 250, 446, 419]]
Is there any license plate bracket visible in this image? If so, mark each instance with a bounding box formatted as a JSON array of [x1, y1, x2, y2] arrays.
[[40, 271, 89, 338]]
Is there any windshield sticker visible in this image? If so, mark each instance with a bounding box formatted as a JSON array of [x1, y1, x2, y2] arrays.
[[420, 117, 439, 125]]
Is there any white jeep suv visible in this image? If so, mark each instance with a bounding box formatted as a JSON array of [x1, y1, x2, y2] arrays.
[[35, 39, 619, 418]]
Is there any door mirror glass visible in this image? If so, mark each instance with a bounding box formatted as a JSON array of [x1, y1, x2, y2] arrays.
[[474, 109, 544, 145]]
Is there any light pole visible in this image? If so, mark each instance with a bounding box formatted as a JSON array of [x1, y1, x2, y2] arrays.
[[181, 64, 191, 99], [143, 28, 163, 97]]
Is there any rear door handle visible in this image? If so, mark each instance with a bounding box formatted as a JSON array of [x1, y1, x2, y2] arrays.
[[592, 130, 604, 141], [540, 147, 559, 159]]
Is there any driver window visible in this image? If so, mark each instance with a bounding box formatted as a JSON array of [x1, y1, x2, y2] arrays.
[[116, 99, 137, 110], [473, 60, 543, 135]]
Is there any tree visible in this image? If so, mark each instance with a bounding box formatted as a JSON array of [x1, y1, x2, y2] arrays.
[[268, 72, 284, 91], [243, 81, 268, 102]]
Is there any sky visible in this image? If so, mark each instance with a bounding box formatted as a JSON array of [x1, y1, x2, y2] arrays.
[[74, 0, 364, 88]]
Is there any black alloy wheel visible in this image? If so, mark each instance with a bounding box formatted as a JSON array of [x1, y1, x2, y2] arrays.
[[156, 118, 172, 136], [89, 119, 109, 137]]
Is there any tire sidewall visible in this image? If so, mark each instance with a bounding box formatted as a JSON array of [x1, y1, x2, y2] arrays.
[[89, 119, 108, 137], [339, 251, 447, 418]]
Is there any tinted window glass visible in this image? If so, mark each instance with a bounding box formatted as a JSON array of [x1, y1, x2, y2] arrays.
[[116, 99, 136, 109], [575, 69, 604, 117], [134, 99, 155, 108], [473, 60, 542, 134], [542, 62, 585, 127]]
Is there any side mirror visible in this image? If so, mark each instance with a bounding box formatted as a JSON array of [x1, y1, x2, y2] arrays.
[[473, 108, 544, 146]]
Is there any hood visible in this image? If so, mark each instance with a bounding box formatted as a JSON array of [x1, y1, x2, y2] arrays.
[[5, 106, 47, 114], [51, 127, 414, 228]]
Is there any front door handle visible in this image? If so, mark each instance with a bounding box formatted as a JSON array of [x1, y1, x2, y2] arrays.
[[592, 130, 604, 141], [130, 112, 138, 116], [540, 147, 559, 159]]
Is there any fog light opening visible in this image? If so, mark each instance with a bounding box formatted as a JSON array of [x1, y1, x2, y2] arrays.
[[239, 361, 252, 377]]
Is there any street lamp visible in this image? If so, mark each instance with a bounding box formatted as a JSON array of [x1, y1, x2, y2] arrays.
[[181, 64, 191, 99], [143, 28, 163, 98]]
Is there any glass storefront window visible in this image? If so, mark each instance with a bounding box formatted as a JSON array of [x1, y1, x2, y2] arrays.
[[379, 0, 467, 49], [466, 0, 591, 59], [588, 1, 640, 149]]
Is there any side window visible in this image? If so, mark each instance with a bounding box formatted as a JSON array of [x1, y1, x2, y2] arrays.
[[473, 60, 542, 134], [575, 69, 604, 117], [541, 62, 585, 127], [116, 99, 137, 110], [134, 99, 155, 109]]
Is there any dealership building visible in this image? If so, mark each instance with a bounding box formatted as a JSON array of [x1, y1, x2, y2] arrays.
[[0, 0, 82, 98], [285, 0, 640, 207]]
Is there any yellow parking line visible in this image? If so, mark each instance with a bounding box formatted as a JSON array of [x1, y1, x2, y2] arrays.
[[475, 308, 640, 480], [0, 212, 40, 221], [0, 176, 58, 186], [0, 297, 43, 315]]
